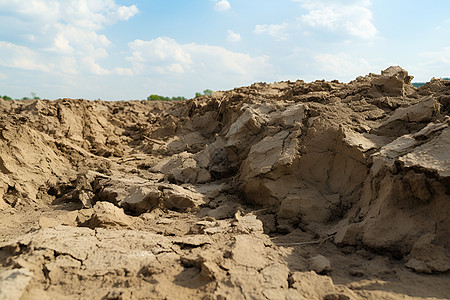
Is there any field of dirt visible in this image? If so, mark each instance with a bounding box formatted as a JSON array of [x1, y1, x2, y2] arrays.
[[0, 66, 449, 299]]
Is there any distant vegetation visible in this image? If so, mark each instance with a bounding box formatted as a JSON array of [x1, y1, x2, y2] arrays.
[[147, 89, 214, 101], [1, 92, 40, 100], [412, 77, 449, 88], [195, 89, 213, 97], [412, 82, 425, 88], [147, 95, 187, 101], [0, 95, 13, 100]]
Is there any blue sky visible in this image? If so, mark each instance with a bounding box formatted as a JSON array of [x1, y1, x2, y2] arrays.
[[0, 0, 449, 100]]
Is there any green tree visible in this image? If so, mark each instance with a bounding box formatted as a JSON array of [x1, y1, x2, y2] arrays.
[[171, 96, 186, 101], [195, 89, 214, 97], [147, 94, 166, 101], [1, 95, 13, 100], [147, 94, 187, 101]]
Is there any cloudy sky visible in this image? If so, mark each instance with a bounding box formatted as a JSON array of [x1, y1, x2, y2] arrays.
[[1, 0, 449, 100]]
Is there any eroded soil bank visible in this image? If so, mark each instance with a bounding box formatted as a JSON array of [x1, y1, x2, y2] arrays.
[[0, 66, 449, 299]]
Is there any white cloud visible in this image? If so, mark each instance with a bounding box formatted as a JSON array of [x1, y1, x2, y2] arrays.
[[256, 0, 377, 41], [297, 0, 377, 39], [0, 72, 8, 80], [313, 52, 372, 80], [82, 56, 110, 75], [214, 0, 231, 11], [227, 30, 241, 42], [301, 7, 339, 29], [114, 67, 134, 76], [155, 64, 185, 75], [254, 22, 289, 40], [50, 23, 111, 57], [0, 0, 139, 30], [54, 33, 74, 53], [186, 44, 268, 76], [126, 37, 272, 80], [0, 41, 51, 72], [0, 41, 84, 75], [128, 38, 193, 68], [113, 5, 139, 21], [59, 57, 78, 74], [0, 0, 139, 75]]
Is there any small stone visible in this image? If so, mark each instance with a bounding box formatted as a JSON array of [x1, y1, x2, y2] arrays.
[[120, 185, 161, 213], [309, 255, 332, 274], [405, 233, 450, 273], [78, 190, 94, 208], [85, 201, 132, 229], [334, 223, 360, 246], [233, 211, 264, 233], [162, 185, 205, 211], [206, 202, 238, 220]]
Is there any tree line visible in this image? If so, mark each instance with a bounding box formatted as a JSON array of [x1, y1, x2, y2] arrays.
[[147, 89, 213, 101], [1, 89, 214, 102], [0, 92, 40, 100]]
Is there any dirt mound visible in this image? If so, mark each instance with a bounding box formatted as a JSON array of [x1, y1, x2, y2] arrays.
[[1, 66, 449, 299]]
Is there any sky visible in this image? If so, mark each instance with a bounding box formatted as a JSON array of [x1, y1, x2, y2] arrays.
[[0, 0, 449, 101]]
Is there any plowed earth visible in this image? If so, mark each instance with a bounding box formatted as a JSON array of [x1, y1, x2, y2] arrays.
[[0, 66, 449, 299]]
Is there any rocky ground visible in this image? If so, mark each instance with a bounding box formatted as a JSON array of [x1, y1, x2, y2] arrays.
[[0, 66, 449, 299]]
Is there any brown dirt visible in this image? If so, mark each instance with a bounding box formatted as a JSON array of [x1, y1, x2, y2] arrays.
[[0, 66, 449, 299]]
